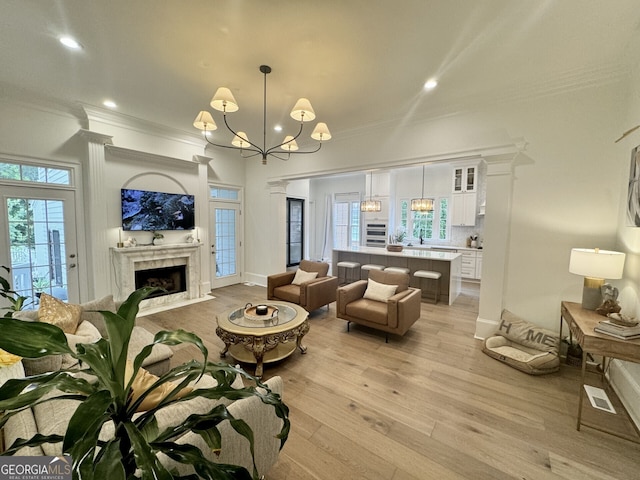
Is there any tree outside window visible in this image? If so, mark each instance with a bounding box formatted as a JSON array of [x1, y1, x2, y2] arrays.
[[399, 198, 449, 242]]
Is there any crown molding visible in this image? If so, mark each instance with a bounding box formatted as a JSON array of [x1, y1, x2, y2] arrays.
[[105, 144, 199, 169], [81, 104, 206, 149]]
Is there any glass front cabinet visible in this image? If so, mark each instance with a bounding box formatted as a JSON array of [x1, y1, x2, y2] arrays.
[[452, 165, 476, 193]]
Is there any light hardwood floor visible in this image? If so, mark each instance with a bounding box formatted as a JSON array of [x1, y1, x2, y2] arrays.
[[137, 283, 640, 480]]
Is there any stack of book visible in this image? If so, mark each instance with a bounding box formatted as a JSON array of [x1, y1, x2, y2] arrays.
[[594, 320, 640, 340]]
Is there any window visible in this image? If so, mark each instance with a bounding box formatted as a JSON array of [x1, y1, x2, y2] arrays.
[[334, 193, 361, 249], [399, 197, 449, 242], [0, 161, 71, 185], [209, 186, 239, 200]]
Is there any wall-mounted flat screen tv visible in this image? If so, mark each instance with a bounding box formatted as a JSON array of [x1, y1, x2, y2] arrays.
[[121, 188, 195, 231]]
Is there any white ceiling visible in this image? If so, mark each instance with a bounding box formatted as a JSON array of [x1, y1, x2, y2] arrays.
[[2, 1, 640, 146]]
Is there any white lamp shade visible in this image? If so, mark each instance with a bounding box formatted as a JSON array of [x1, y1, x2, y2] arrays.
[[281, 135, 299, 151], [290, 98, 316, 122], [210, 87, 239, 112], [231, 131, 250, 148], [360, 200, 381, 212], [569, 248, 626, 279], [311, 122, 331, 141], [410, 198, 434, 212], [193, 111, 217, 131]]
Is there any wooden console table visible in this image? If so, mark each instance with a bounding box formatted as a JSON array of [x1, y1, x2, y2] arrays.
[[560, 301, 640, 442]]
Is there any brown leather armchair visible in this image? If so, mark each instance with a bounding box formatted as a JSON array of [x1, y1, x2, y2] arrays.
[[336, 269, 421, 341], [267, 260, 338, 312]]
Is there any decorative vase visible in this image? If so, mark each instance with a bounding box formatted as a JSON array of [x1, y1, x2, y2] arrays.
[[153, 237, 164, 246]]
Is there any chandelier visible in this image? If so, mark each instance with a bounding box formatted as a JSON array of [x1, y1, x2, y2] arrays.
[[193, 65, 331, 165], [361, 171, 381, 212], [411, 165, 434, 212]]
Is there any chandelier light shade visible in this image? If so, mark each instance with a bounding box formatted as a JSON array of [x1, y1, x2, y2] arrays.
[[411, 165, 434, 212], [194, 64, 330, 164], [361, 171, 381, 212], [192, 111, 216, 131], [281, 135, 299, 151], [411, 198, 434, 211], [210, 87, 239, 112], [569, 247, 626, 310]]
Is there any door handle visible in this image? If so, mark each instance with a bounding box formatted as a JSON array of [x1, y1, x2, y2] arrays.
[[69, 263, 77, 269]]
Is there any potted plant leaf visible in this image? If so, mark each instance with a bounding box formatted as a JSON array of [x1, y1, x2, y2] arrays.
[[0, 286, 289, 479], [0, 265, 29, 317]]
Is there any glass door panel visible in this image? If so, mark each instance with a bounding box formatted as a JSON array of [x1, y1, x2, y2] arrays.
[[209, 202, 241, 289], [2, 188, 78, 308]]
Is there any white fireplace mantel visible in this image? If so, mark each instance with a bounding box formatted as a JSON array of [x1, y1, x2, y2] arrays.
[[111, 243, 202, 307]]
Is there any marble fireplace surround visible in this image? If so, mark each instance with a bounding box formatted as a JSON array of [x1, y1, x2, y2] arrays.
[[111, 244, 202, 309]]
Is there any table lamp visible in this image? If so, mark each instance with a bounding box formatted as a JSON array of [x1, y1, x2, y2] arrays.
[[569, 248, 626, 310]]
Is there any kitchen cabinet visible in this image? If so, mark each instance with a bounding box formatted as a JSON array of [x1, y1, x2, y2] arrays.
[[460, 249, 482, 280], [452, 165, 477, 193], [450, 192, 477, 226]]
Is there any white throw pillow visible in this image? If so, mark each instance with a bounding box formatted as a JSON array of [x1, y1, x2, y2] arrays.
[[363, 278, 398, 303], [291, 269, 319, 285], [65, 320, 102, 351]]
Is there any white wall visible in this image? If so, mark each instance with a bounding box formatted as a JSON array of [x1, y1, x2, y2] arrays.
[[611, 60, 640, 428]]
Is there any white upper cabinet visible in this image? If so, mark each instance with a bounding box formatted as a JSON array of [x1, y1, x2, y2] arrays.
[[450, 192, 477, 226], [452, 165, 477, 193]]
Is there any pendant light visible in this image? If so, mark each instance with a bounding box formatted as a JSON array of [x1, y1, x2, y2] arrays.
[[360, 172, 381, 212], [411, 165, 434, 212]]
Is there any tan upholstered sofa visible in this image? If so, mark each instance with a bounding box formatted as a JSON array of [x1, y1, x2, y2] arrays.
[[337, 269, 421, 341], [267, 259, 338, 312], [0, 360, 285, 477], [12, 295, 173, 376]]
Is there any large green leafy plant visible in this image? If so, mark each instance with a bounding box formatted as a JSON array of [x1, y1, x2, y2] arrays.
[[0, 287, 289, 479]]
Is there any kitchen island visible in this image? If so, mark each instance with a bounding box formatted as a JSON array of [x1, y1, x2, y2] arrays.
[[332, 246, 462, 305]]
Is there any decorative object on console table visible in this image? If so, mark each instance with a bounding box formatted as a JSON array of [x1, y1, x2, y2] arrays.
[[568, 248, 626, 310]]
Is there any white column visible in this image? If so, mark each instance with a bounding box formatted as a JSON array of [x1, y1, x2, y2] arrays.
[[267, 180, 289, 275], [78, 129, 113, 300], [475, 155, 515, 338], [193, 155, 211, 296]]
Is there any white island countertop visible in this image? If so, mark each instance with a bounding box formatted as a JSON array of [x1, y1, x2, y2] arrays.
[[333, 245, 461, 261]]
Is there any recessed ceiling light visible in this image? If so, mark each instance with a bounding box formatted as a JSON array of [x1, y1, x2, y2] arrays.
[[59, 36, 82, 50], [103, 100, 117, 108], [274, 125, 283, 132], [424, 79, 438, 90]]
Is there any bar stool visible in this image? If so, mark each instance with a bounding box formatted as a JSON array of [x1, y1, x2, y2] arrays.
[[360, 264, 385, 280], [336, 261, 361, 285], [384, 267, 410, 275], [414, 270, 441, 304]]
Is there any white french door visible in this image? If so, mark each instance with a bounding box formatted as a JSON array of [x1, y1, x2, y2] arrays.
[[209, 201, 242, 289], [0, 186, 80, 308]]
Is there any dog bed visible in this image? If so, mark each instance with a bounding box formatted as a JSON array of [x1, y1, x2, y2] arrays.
[[483, 310, 560, 375]]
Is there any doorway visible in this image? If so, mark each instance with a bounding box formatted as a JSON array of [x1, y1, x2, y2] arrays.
[[209, 201, 242, 289], [0, 186, 80, 308], [287, 198, 304, 267]]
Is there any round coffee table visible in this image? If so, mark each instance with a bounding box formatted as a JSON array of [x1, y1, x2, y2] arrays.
[[216, 301, 309, 378]]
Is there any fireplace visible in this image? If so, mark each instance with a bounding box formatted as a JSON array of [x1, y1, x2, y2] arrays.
[[111, 244, 202, 308], [135, 265, 187, 298]]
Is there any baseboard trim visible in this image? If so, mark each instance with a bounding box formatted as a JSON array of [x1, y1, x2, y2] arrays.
[[609, 359, 640, 431], [244, 273, 267, 288], [474, 315, 499, 340]]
